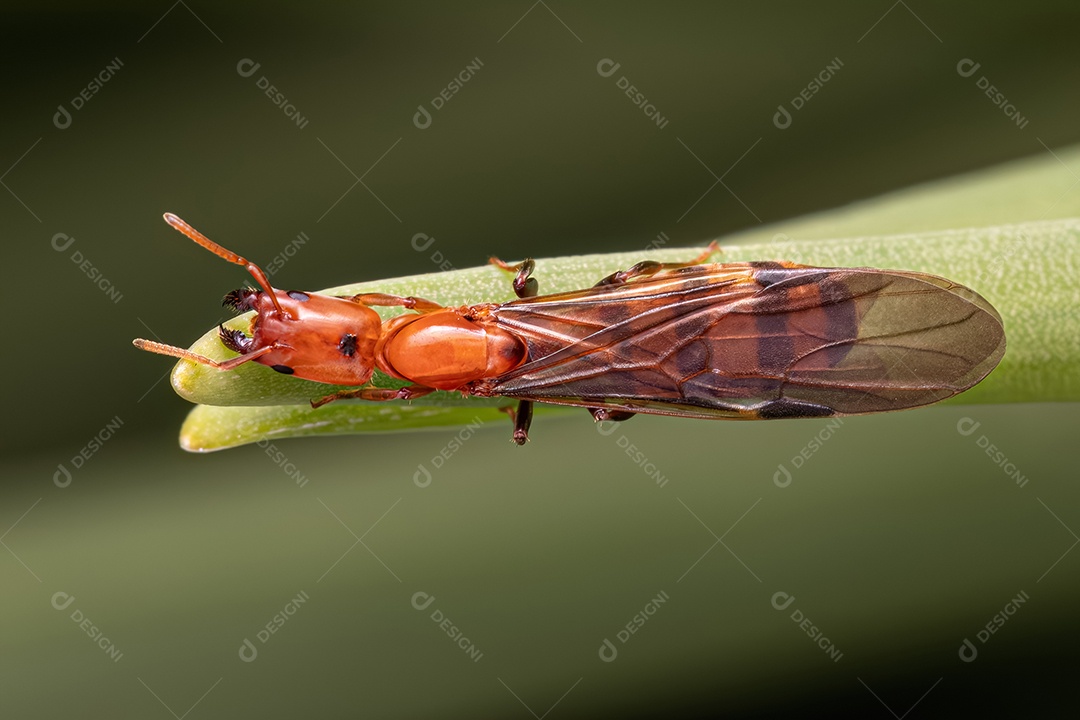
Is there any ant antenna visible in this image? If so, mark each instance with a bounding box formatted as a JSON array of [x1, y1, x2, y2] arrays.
[[163, 212, 284, 316]]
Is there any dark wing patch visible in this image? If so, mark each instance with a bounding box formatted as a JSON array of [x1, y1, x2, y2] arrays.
[[485, 263, 1005, 420]]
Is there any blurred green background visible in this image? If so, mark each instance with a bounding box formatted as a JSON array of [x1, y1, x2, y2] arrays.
[[4, 2, 1079, 717]]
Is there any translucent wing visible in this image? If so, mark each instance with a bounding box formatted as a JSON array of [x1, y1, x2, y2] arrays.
[[480, 262, 1006, 419]]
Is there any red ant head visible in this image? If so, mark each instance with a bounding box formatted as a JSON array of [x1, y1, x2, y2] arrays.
[[134, 214, 383, 387], [222, 286, 384, 386]]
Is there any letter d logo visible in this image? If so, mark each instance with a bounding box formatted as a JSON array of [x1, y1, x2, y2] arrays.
[[53, 104, 72, 130], [51, 591, 75, 611], [413, 464, 432, 488], [239, 638, 258, 662], [412, 591, 436, 611], [773, 104, 792, 130], [956, 58, 981, 78], [413, 105, 432, 130], [54, 463, 72, 488], [771, 591, 795, 611], [773, 463, 792, 488], [956, 417, 981, 437], [596, 59, 621, 78], [236, 58, 261, 78], [411, 233, 435, 252], [51, 232, 75, 253]]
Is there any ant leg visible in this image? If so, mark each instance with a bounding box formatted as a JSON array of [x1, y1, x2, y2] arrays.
[[589, 408, 637, 423], [489, 257, 538, 298], [499, 400, 534, 444], [686, 240, 722, 265], [342, 293, 445, 313], [593, 241, 722, 287], [310, 384, 435, 408], [132, 338, 280, 371]]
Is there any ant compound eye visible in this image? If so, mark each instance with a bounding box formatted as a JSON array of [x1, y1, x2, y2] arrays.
[[338, 333, 359, 357], [287, 290, 310, 302]]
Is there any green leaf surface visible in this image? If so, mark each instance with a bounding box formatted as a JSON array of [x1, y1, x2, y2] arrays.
[[178, 402, 574, 453], [165, 147, 1080, 451]]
